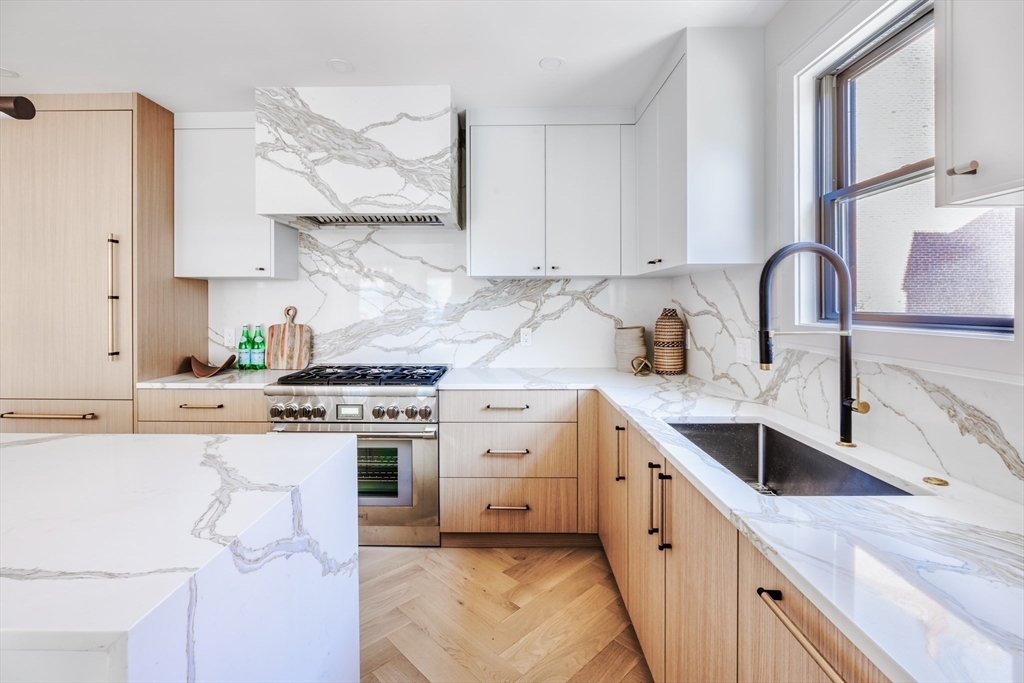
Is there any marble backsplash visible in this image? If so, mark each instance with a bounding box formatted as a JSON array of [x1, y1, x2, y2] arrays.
[[672, 267, 1024, 504], [208, 228, 673, 369]]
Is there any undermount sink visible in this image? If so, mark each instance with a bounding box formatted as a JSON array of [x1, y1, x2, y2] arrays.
[[669, 422, 912, 497]]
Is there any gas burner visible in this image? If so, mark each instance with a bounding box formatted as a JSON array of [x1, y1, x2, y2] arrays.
[[277, 365, 448, 387]]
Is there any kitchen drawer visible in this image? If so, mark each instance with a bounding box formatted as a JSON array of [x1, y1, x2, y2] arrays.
[[0, 399, 133, 434], [137, 421, 272, 435], [136, 389, 266, 422], [439, 390, 577, 423], [440, 478, 577, 533], [440, 422, 577, 477]]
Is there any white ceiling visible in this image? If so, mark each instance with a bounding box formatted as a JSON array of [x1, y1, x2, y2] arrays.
[[0, 0, 785, 113]]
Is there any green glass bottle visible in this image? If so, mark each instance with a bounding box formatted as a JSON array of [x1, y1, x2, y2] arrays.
[[251, 325, 267, 370], [237, 326, 252, 371]]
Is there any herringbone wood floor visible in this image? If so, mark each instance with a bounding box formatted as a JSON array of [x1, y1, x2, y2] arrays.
[[359, 546, 654, 683]]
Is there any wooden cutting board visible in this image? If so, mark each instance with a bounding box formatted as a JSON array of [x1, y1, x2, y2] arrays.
[[266, 306, 312, 370]]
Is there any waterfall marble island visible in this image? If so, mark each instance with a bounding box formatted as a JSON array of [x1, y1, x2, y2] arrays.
[[0, 433, 360, 683]]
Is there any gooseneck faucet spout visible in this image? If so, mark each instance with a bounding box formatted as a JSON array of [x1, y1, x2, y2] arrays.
[[758, 242, 867, 447]]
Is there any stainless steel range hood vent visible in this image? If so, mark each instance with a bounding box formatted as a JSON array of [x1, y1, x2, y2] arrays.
[[298, 214, 445, 228], [255, 86, 460, 230]]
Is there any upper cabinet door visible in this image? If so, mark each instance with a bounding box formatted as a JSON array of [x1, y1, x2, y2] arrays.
[[936, 0, 1024, 206], [175, 127, 298, 279], [656, 57, 688, 270], [0, 111, 134, 400], [636, 100, 660, 273], [545, 125, 621, 276], [469, 125, 546, 277]]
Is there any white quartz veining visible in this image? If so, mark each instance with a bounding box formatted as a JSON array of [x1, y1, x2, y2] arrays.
[[441, 368, 1024, 683], [0, 433, 360, 683], [137, 369, 292, 390]]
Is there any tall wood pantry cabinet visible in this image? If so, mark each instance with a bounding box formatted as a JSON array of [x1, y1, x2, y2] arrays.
[[0, 93, 208, 434]]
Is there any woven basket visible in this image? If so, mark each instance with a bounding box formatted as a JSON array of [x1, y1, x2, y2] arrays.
[[653, 308, 685, 375], [614, 326, 646, 373]]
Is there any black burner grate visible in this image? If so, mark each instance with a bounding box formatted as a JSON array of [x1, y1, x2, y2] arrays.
[[277, 365, 448, 386]]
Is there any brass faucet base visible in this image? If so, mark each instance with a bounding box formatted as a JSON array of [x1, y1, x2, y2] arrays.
[[835, 441, 857, 448]]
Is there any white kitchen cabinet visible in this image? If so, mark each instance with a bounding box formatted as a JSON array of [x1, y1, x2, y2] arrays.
[[545, 125, 621, 276], [635, 28, 765, 274], [935, 0, 1024, 207], [174, 124, 298, 279], [469, 125, 547, 277]]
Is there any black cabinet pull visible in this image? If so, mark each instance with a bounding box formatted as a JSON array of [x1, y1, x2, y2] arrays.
[[647, 462, 661, 534], [614, 425, 626, 481], [658, 472, 672, 550]]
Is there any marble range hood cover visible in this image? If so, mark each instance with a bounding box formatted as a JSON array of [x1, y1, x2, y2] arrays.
[[255, 86, 460, 229]]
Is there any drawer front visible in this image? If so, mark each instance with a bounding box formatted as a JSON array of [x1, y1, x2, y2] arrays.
[[440, 422, 577, 478], [440, 478, 577, 533], [440, 390, 577, 422], [0, 399, 133, 434], [137, 421, 272, 435], [137, 389, 266, 422]]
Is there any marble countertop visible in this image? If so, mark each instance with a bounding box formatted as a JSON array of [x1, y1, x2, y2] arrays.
[[0, 432, 358, 650], [137, 369, 292, 389], [440, 368, 1024, 683]]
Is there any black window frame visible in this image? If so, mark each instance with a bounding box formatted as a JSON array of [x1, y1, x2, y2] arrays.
[[816, 5, 1014, 333]]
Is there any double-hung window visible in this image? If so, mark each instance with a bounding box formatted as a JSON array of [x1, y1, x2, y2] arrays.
[[818, 5, 1015, 332]]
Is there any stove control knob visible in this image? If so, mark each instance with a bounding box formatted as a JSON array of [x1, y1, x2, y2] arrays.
[[269, 404, 285, 419], [371, 405, 386, 419], [418, 405, 433, 421], [312, 405, 327, 419], [299, 404, 313, 419], [284, 404, 299, 419], [386, 405, 400, 419], [404, 405, 419, 419]]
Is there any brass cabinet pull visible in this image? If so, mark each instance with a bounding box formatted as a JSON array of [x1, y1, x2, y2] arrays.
[[107, 234, 120, 360], [485, 449, 530, 455], [946, 160, 979, 176], [614, 426, 625, 481], [1, 412, 96, 420], [486, 504, 530, 511], [647, 462, 661, 535], [178, 404, 225, 409], [757, 588, 846, 683], [658, 472, 672, 550], [485, 404, 530, 410]]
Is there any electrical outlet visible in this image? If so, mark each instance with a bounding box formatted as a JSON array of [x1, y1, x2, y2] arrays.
[[735, 338, 752, 365], [224, 326, 236, 348], [520, 328, 533, 347], [686, 329, 693, 350]]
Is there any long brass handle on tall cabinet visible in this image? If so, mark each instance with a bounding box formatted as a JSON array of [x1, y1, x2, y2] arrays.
[[615, 426, 625, 481], [658, 472, 672, 550], [756, 588, 846, 683], [107, 234, 120, 361], [647, 462, 661, 534]]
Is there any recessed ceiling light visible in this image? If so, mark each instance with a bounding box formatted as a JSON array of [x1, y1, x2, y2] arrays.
[[327, 59, 354, 74], [539, 56, 565, 70], [0, 67, 19, 78]]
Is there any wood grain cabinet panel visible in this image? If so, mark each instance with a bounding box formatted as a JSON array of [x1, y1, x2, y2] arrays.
[[597, 393, 630, 604], [137, 421, 271, 435], [576, 389, 599, 534], [664, 460, 738, 683], [0, 399, 133, 434], [440, 422, 577, 478], [626, 427, 666, 683], [738, 534, 890, 683], [439, 390, 577, 423], [137, 389, 266, 423], [439, 478, 577, 533]]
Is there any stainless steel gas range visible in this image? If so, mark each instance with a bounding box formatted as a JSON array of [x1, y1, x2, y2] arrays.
[[264, 365, 447, 547]]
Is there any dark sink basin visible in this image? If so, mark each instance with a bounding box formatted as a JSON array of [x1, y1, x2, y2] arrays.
[[669, 422, 911, 496]]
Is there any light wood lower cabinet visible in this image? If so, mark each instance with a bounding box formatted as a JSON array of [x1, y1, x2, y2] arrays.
[[439, 478, 577, 533], [597, 393, 630, 605], [664, 460, 738, 683], [627, 426, 666, 683], [137, 389, 266, 422], [738, 535, 890, 683], [137, 421, 271, 435], [439, 422, 577, 477], [439, 390, 577, 422], [0, 399, 133, 434]]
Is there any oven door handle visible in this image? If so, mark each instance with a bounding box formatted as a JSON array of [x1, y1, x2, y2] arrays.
[[357, 429, 438, 440]]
